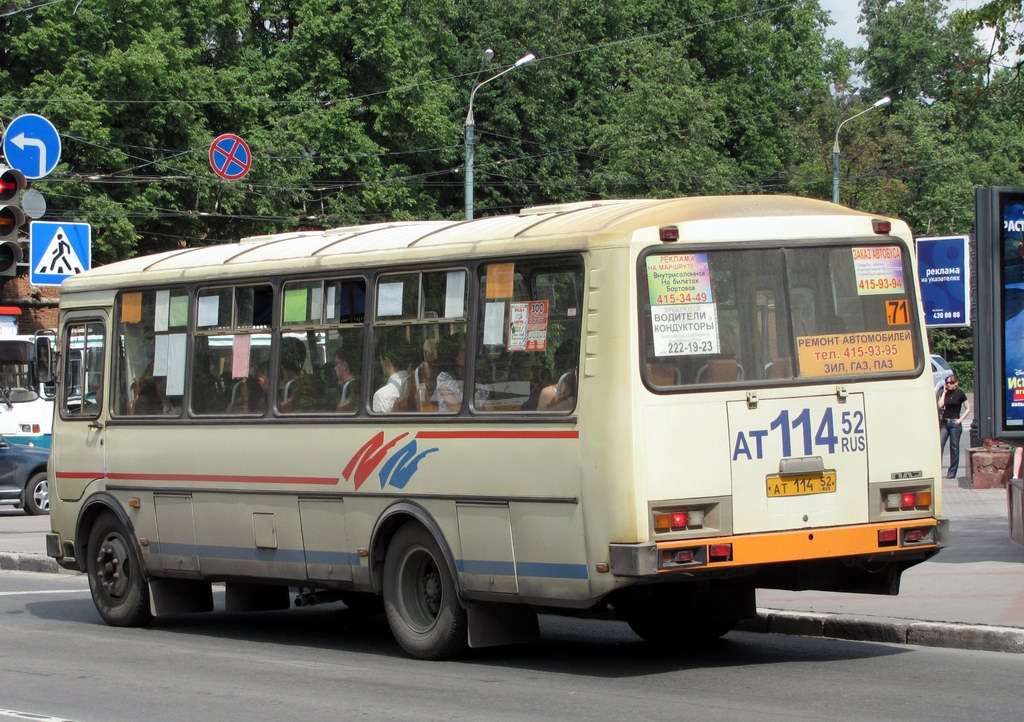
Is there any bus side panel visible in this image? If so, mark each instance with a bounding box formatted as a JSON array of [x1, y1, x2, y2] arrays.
[[509, 501, 590, 603], [190, 493, 306, 580]]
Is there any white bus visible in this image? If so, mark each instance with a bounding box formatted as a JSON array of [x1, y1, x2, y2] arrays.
[[46, 196, 946, 659], [0, 334, 55, 447]]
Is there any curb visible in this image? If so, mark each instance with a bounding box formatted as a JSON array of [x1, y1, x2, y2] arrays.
[[740, 608, 1024, 655], [0, 551, 75, 575]]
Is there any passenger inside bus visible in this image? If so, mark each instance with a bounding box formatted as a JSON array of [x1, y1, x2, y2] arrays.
[[537, 339, 578, 411], [373, 344, 413, 413], [332, 349, 360, 412], [433, 332, 465, 412]]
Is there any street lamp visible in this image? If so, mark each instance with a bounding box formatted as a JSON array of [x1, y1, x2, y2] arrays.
[[831, 95, 891, 205], [464, 51, 536, 220]]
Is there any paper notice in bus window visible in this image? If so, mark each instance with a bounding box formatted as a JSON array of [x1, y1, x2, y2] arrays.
[[197, 295, 219, 327], [651, 303, 720, 356], [796, 329, 915, 376], [154, 290, 170, 332], [852, 246, 904, 295], [169, 294, 188, 328], [445, 271, 465, 318], [646, 253, 713, 306], [484, 301, 506, 345], [153, 334, 168, 377], [232, 335, 251, 379], [509, 301, 549, 352], [283, 287, 308, 323], [486, 263, 514, 299], [121, 292, 142, 324], [166, 333, 187, 395], [378, 282, 403, 317]]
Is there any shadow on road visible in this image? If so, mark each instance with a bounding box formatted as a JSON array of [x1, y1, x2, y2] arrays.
[[24, 595, 909, 677]]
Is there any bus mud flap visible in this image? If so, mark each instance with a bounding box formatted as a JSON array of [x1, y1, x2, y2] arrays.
[[149, 579, 214, 616], [466, 602, 539, 649]]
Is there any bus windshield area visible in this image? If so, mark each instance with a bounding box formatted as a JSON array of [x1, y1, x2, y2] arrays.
[[639, 243, 922, 388], [0, 339, 40, 403]]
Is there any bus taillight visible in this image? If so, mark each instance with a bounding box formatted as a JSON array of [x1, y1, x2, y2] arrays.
[[884, 489, 932, 511], [653, 508, 705, 532]]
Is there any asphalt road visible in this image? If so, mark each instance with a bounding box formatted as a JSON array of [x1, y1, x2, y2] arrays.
[[2, 571, 1023, 722]]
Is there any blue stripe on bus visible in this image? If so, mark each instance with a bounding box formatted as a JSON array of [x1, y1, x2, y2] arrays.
[[457, 559, 589, 580], [150, 543, 588, 580]]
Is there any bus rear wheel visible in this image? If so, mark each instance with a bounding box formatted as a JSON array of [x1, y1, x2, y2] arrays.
[[86, 512, 153, 627], [383, 524, 467, 660]]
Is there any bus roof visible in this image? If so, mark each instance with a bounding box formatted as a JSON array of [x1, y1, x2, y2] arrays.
[[62, 195, 900, 292]]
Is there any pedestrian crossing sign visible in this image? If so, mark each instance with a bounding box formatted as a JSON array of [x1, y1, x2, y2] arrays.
[[30, 221, 91, 286]]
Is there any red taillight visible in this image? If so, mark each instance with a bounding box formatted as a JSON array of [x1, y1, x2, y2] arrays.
[[878, 528, 898, 546], [674, 550, 695, 564], [872, 219, 892, 234], [902, 492, 916, 507], [672, 512, 688, 527], [708, 543, 732, 562], [659, 225, 679, 242], [904, 528, 931, 543]]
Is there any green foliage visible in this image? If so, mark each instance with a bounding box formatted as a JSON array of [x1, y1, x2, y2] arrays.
[[0, 0, 1018, 281], [950, 361, 975, 392]]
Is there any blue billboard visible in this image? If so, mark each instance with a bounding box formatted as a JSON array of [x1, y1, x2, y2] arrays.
[[916, 235, 970, 328]]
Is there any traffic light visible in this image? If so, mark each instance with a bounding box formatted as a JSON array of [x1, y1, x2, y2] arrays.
[[0, 168, 26, 276]]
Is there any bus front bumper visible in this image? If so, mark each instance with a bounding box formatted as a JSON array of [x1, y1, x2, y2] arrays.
[[608, 517, 949, 578]]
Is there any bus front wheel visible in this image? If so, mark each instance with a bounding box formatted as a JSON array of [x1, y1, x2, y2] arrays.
[[86, 512, 153, 627], [383, 524, 467, 659]]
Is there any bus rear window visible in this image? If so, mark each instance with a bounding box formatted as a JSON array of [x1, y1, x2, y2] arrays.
[[639, 244, 921, 388]]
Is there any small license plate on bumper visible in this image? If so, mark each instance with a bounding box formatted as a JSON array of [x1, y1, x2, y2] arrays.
[[766, 470, 837, 497]]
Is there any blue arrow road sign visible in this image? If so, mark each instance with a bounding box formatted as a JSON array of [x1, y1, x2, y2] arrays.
[[30, 221, 90, 286], [2, 114, 62, 180]]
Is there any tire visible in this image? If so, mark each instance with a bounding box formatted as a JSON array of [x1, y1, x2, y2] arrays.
[[382, 524, 467, 659], [86, 512, 153, 627], [22, 472, 49, 516]]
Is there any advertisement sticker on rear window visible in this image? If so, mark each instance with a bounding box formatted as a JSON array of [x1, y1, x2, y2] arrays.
[[646, 253, 713, 305], [852, 246, 904, 295]]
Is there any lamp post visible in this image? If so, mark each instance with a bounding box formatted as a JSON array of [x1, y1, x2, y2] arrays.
[[831, 95, 891, 205], [464, 51, 536, 220]]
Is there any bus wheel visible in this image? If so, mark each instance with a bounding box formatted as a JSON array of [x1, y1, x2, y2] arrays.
[[383, 524, 467, 659], [22, 472, 49, 515], [86, 512, 153, 627]]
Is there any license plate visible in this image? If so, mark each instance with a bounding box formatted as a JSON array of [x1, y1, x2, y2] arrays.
[[766, 470, 837, 498]]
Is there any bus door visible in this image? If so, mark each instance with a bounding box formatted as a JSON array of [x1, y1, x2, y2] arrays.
[[53, 313, 108, 505], [727, 392, 869, 534]]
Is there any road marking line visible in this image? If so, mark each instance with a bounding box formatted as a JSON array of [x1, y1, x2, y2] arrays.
[[0, 709, 79, 722]]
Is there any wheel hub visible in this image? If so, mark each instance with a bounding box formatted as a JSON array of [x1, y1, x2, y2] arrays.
[[95, 537, 130, 599]]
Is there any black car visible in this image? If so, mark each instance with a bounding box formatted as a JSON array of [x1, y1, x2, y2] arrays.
[[0, 435, 50, 515]]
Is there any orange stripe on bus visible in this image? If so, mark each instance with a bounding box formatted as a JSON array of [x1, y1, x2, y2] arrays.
[[657, 519, 940, 570]]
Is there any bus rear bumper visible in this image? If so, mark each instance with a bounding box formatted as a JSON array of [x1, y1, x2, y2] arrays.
[[609, 518, 948, 579]]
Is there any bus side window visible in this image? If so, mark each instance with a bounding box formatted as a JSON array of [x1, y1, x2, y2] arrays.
[[474, 256, 584, 413], [61, 322, 106, 418]]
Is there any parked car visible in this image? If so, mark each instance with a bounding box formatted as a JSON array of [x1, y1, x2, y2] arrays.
[[0, 434, 50, 515], [932, 354, 953, 396]]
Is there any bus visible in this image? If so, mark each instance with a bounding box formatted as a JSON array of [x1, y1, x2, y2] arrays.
[[0, 334, 55, 447], [45, 196, 947, 659]]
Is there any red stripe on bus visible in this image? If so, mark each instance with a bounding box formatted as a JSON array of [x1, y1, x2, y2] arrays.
[[55, 472, 103, 479], [415, 430, 579, 439], [104, 472, 339, 485]]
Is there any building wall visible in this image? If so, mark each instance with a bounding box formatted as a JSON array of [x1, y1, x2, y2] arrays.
[[0, 272, 60, 332]]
